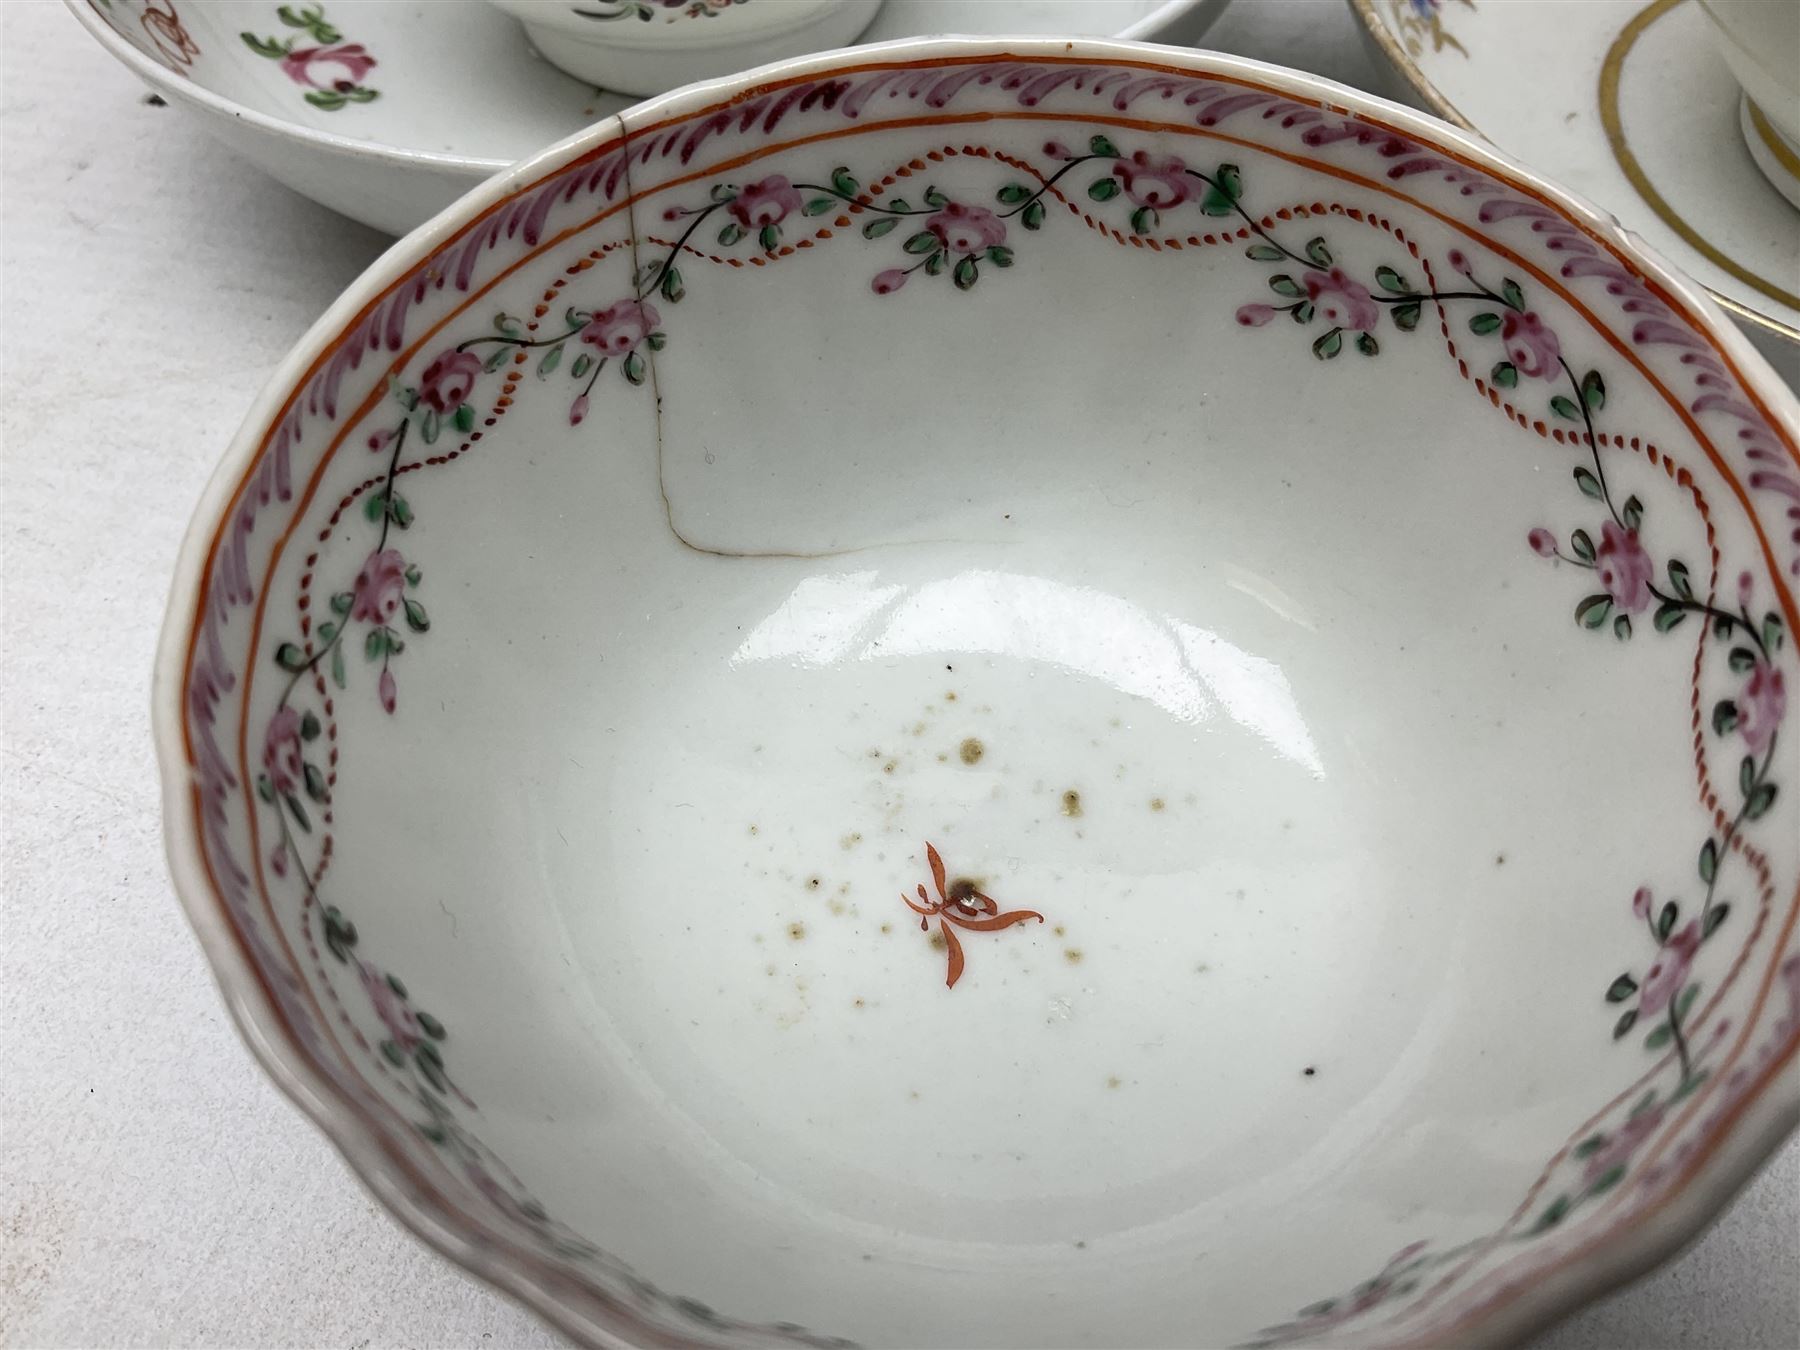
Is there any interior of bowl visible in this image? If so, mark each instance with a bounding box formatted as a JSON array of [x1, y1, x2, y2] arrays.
[[159, 39, 1800, 1350]]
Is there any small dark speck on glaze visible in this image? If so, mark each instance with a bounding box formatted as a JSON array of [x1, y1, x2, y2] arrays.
[[1061, 789, 1083, 817], [1303, 1066, 1316, 1077], [880, 922, 893, 934], [883, 759, 897, 774], [1053, 924, 1066, 936], [788, 922, 806, 941], [1495, 853, 1506, 866], [959, 737, 985, 765], [946, 690, 958, 702], [1074, 1239, 1087, 1249], [806, 876, 821, 890], [928, 930, 947, 950]]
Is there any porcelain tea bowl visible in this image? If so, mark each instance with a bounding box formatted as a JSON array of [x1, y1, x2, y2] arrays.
[[66, 0, 1231, 235], [486, 0, 886, 97], [155, 36, 1800, 1350]]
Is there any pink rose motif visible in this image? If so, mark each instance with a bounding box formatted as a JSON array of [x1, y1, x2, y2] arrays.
[[1501, 310, 1561, 380], [1113, 151, 1196, 209], [358, 961, 421, 1053], [1595, 520, 1653, 614], [1638, 919, 1701, 1017], [1739, 660, 1786, 758], [262, 707, 304, 797], [280, 43, 377, 92], [1583, 1101, 1666, 1186], [729, 175, 803, 229], [1527, 528, 1557, 557], [1235, 304, 1276, 327], [1302, 267, 1379, 332], [580, 299, 660, 356], [351, 548, 407, 625], [418, 349, 481, 415], [927, 202, 1006, 256], [1632, 886, 1653, 921]]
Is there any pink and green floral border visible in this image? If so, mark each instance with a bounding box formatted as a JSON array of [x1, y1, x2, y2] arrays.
[[162, 47, 1800, 1350], [574, 0, 747, 22]]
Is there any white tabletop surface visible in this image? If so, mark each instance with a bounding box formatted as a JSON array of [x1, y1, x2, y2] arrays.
[[2, 1, 1796, 1346]]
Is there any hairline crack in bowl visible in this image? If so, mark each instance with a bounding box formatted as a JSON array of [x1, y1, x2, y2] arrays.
[[153, 35, 1800, 1350]]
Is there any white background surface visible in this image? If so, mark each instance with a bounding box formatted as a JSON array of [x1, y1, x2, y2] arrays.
[[1, 0, 1795, 1345]]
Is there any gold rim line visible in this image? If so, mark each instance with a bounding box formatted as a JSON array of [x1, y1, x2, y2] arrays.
[[1346, 0, 1476, 130], [1600, 0, 1800, 314], [1347, 0, 1800, 344], [1747, 98, 1800, 180]]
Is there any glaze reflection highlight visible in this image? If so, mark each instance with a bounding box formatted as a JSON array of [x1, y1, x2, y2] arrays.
[[732, 568, 1324, 776]]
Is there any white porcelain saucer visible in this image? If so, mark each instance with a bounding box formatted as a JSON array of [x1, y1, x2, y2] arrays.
[[1352, 0, 1800, 358], [69, 0, 1231, 234]]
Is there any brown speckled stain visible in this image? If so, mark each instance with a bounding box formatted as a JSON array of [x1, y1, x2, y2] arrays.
[[787, 922, 806, 941], [1064, 948, 1083, 964], [1061, 789, 1083, 817], [959, 737, 984, 765], [1149, 797, 1166, 812]]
